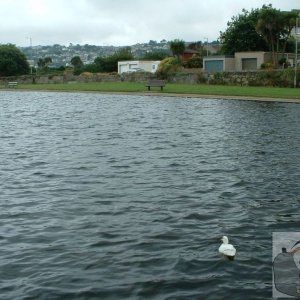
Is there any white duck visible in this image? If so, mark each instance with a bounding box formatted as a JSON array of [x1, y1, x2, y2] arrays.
[[219, 236, 236, 260]]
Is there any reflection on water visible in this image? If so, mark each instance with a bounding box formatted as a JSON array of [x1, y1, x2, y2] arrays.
[[0, 92, 299, 299]]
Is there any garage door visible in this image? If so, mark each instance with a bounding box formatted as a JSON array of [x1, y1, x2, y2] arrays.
[[119, 65, 128, 73], [205, 60, 224, 72], [242, 58, 257, 70]]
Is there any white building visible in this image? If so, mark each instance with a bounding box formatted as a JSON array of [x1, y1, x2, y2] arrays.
[[118, 60, 161, 74]]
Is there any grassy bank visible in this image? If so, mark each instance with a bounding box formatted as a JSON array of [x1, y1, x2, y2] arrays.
[[1, 82, 300, 100]]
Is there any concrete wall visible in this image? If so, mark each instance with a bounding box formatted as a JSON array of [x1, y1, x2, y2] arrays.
[[138, 61, 160, 73], [234, 52, 271, 71], [224, 58, 235, 71]]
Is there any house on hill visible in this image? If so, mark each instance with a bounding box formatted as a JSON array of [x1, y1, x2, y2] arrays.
[[180, 49, 199, 61]]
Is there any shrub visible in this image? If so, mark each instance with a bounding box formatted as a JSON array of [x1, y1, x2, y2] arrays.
[[197, 73, 207, 83], [260, 62, 275, 69], [278, 57, 291, 68], [183, 56, 203, 68], [156, 57, 182, 79]]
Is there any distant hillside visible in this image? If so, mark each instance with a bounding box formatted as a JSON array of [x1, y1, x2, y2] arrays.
[[20, 40, 219, 68]]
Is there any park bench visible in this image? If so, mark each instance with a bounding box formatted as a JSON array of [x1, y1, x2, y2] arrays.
[[7, 81, 18, 88], [146, 79, 166, 91]]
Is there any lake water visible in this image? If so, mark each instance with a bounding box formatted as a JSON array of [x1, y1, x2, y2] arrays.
[[0, 91, 299, 300]]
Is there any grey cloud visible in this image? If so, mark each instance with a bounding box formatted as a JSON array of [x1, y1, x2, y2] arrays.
[[0, 0, 299, 46]]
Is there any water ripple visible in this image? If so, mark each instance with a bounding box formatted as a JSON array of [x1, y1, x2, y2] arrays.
[[0, 91, 299, 299]]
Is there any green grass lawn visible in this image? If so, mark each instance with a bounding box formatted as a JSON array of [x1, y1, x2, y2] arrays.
[[2, 81, 300, 100]]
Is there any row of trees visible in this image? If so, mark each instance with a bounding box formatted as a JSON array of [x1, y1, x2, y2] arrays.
[[71, 47, 134, 74], [220, 5, 299, 66], [0, 43, 170, 77]]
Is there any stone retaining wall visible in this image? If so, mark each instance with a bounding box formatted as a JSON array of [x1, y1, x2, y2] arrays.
[[208, 69, 297, 87], [0, 72, 157, 85], [0, 73, 121, 85], [0, 69, 298, 87]]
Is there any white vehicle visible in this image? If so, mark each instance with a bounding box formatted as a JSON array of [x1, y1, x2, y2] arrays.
[[126, 68, 145, 73]]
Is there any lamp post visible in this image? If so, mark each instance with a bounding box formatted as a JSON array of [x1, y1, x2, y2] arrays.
[[204, 37, 208, 56], [294, 15, 299, 88], [26, 37, 33, 74]]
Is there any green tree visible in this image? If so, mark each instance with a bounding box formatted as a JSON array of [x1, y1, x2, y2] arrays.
[[71, 55, 84, 74], [44, 57, 52, 68], [113, 47, 134, 61], [37, 57, 52, 69], [183, 56, 203, 68], [255, 5, 284, 65], [71, 56, 84, 68], [220, 8, 268, 55], [185, 42, 204, 66], [94, 47, 133, 72], [0, 44, 30, 76], [169, 39, 185, 59], [280, 11, 299, 55], [37, 58, 45, 68], [156, 57, 182, 78], [187, 41, 203, 52], [256, 6, 299, 65], [142, 50, 170, 60]]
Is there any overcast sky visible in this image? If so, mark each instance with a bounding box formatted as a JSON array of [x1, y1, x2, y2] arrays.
[[0, 0, 299, 47]]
